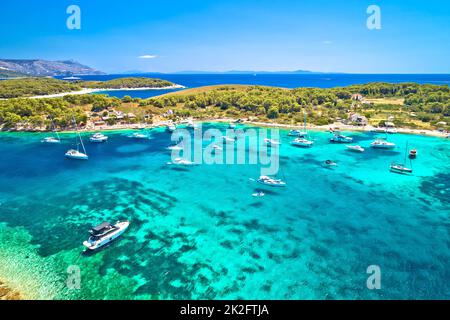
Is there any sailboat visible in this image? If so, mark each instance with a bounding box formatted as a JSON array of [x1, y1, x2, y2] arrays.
[[41, 119, 61, 144], [65, 117, 88, 160], [390, 142, 413, 174], [291, 113, 313, 147]]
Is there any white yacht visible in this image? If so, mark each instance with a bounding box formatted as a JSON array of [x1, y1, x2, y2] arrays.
[[330, 133, 353, 143], [291, 138, 314, 147], [257, 176, 286, 187], [83, 221, 130, 251], [346, 145, 365, 153], [42, 137, 61, 144], [89, 132, 108, 143], [371, 139, 396, 149]]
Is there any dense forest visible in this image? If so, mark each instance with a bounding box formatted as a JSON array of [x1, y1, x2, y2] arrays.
[[0, 81, 449, 131], [0, 77, 176, 98], [146, 82, 450, 129], [0, 78, 82, 99]]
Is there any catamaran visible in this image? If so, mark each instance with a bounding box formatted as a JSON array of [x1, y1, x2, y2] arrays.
[[65, 117, 88, 160], [83, 221, 130, 251], [257, 176, 286, 187], [291, 138, 314, 147], [41, 120, 61, 144], [89, 132, 108, 143], [330, 133, 353, 143], [371, 138, 396, 149], [346, 145, 365, 152]]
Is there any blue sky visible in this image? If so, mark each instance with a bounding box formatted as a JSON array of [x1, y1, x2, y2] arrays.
[[0, 0, 449, 73]]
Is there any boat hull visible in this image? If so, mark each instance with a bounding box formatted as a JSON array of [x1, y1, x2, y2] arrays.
[[83, 221, 129, 250]]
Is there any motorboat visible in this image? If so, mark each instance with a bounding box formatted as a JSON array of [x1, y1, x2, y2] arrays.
[[41, 137, 61, 144], [83, 221, 130, 251], [330, 133, 353, 143], [65, 149, 88, 160], [390, 162, 413, 174], [264, 138, 281, 147], [291, 138, 313, 147], [89, 132, 108, 143], [371, 139, 396, 149], [257, 176, 286, 187], [346, 145, 365, 153]]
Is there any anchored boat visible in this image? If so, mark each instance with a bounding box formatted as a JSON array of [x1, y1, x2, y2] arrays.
[[330, 133, 353, 143], [346, 145, 365, 153], [41, 119, 61, 144], [291, 138, 314, 147], [89, 132, 108, 143], [83, 221, 130, 251], [371, 139, 396, 149], [257, 176, 286, 187], [65, 117, 88, 160]]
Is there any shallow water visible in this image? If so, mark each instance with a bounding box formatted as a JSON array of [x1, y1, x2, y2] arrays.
[[0, 124, 449, 299]]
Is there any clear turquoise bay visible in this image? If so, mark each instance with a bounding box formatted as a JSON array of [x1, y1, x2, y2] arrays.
[[0, 124, 449, 299]]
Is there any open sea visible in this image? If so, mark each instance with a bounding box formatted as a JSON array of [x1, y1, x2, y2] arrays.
[[57, 73, 450, 99], [0, 124, 449, 299]]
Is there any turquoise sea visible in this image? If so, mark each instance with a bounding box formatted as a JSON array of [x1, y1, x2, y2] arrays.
[[0, 124, 449, 299]]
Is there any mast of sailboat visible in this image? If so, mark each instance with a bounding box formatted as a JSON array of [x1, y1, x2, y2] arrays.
[[72, 116, 87, 155], [51, 118, 61, 141]]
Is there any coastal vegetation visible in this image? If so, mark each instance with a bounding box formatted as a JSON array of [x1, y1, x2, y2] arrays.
[[0, 77, 176, 98], [83, 77, 175, 89], [0, 80, 449, 131]]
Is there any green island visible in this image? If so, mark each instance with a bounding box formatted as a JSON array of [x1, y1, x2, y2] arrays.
[[0, 78, 449, 132], [0, 77, 177, 99]]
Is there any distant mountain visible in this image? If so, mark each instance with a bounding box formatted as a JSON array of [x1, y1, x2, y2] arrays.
[[173, 70, 325, 75], [0, 59, 105, 77]]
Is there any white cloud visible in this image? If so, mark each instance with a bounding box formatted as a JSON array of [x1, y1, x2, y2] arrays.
[[138, 54, 157, 59]]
